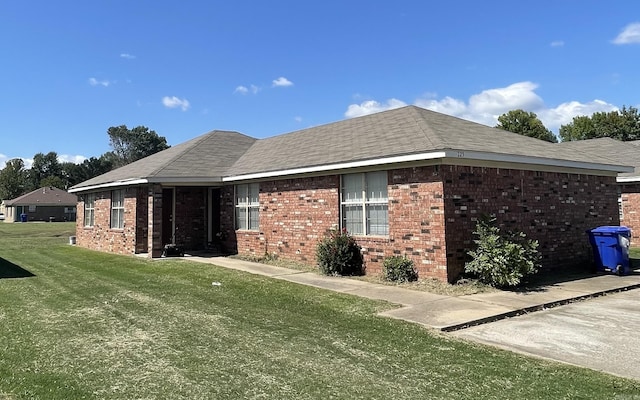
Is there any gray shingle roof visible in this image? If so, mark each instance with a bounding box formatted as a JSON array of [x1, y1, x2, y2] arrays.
[[557, 138, 640, 179], [71, 130, 255, 190], [226, 106, 623, 176], [5, 186, 77, 206], [70, 106, 631, 192]]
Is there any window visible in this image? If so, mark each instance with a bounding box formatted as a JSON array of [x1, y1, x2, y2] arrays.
[[84, 193, 95, 227], [235, 183, 259, 230], [341, 171, 388, 236], [110, 190, 125, 229]]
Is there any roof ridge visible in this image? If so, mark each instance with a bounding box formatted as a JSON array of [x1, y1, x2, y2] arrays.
[[407, 106, 444, 150], [149, 131, 222, 176]]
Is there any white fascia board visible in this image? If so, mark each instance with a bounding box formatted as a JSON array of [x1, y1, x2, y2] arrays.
[[147, 177, 224, 185], [68, 176, 224, 193], [223, 149, 631, 182], [68, 178, 149, 193], [223, 152, 448, 182], [617, 176, 640, 183], [450, 149, 633, 173]]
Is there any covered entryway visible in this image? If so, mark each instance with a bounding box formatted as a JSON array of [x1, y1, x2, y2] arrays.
[[162, 188, 175, 246]]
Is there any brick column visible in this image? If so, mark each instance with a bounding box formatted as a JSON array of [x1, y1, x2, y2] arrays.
[[147, 184, 164, 257]]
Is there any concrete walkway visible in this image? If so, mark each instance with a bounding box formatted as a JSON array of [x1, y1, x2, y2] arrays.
[[184, 255, 640, 332]]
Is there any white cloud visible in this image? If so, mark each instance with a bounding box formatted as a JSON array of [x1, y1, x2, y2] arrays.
[[345, 81, 619, 131], [234, 85, 249, 95], [58, 154, 87, 164], [469, 82, 545, 114], [537, 100, 617, 129], [294, 116, 302, 122], [344, 99, 407, 118], [613, 22, 640, 44], [415, 96, 468, 117], [550, 40, 565, 47], [120, 53, 136, 59], [0, 155, 33, 169], [88, 77, 111, 87], [234, 84, 259, 95], [162, 96, 190, 111], [272, 77, 293, 87], [0, 154, 88, 169]]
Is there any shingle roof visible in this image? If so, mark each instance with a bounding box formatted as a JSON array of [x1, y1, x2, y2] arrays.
[[226, 106, 623, 176], [557, 137, 640, 179], [71, 130, 256, 190], [5, 186, 77, 206], [70, 106, 631, 192]]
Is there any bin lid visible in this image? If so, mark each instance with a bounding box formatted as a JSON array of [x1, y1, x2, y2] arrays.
[[590, 226, 631, 234]]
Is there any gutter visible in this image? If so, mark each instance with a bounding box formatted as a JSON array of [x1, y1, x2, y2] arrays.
[[68, 149, 633, 192], [223, 149, 632, 182]]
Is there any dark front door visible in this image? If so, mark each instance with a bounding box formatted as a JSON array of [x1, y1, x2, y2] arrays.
[[210, 188, 221, 241], [162, 188, 174, 245]]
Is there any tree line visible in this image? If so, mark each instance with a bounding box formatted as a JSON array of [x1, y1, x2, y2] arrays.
[[0, 125, 169, 201], [495, 106, 640, 143]]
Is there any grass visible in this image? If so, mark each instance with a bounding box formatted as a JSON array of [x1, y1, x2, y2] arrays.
[[1, 222, 639, 399]]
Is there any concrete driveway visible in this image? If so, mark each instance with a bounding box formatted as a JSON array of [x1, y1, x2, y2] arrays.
[[453, 289, 640, 381]]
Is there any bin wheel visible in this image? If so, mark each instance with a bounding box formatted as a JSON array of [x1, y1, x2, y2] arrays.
[[615, 265, 623, 276]]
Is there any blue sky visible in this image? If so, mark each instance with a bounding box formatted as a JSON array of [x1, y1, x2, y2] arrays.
[[2, 1, 640, 168]]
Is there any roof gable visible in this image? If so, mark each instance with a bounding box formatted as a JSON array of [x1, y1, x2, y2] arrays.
[[71, 130, 255, 190], [5, 187, 77, 206]]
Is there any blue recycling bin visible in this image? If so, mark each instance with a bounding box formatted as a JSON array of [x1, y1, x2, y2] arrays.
[[20, 213, 27, 223], [587, 226, 631, 275]]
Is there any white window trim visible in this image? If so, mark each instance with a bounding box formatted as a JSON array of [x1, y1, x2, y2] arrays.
[[340, 171, 389, 236], [84, 193, 95, 227], [110, 190, 125, 230], [235, 183, 259, 231]]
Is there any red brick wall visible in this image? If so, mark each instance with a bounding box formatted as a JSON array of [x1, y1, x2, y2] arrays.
[[226, 169, 449, 279], [75, 166, 620, 282], [75, 187, 141, 255], [441, 166, 619, 281], [228, 176, 340, 262], [384, 167, 448, 280], [225, 166, 619, 282], [135, 188, 148, 253], [621, 185, 640, 244]]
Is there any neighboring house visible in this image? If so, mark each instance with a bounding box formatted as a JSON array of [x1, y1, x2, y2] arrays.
[[558, 137, 640, 245], [3, 187, 78, 223], [69, 106, 631, 282]]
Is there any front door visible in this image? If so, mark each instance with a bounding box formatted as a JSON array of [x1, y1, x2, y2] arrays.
[[162, 188, 174, 245], [208, 188, 221, 244]]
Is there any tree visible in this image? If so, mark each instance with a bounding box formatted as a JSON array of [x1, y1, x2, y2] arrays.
[[559, 106, 640, 142], [107, 125, 170, 167], [70, 153, 113, 187], [28, 151, 62, 190], [495, 109, 557, 143], [0, 158, 28, 200]]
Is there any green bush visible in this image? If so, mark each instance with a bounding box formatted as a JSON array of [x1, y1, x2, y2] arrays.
[[316, 229, 364, 276], [464, 216, 541, 288], [382, 256, 418, 282]]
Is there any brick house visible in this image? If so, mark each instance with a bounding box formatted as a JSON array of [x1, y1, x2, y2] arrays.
[[558, 137, 640, 245], [69, 106, 631, 282], [2, 186, 77, 223]]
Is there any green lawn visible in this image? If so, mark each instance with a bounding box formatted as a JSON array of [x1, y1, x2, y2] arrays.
[[1, 222, 638, 399]]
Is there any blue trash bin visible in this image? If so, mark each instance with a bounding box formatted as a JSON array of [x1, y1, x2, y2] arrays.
[[20, 213, 27, 223], [587, 226, 631, 275]]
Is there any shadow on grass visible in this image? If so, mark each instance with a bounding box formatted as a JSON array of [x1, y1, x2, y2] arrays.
[[0, 257, 36, 279], [508, 257, 640, 293]]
